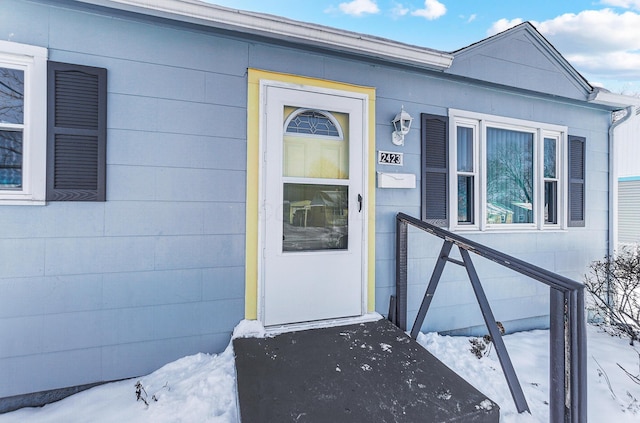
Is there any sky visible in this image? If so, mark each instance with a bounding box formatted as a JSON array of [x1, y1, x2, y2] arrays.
[[205, 0, 640, 95]]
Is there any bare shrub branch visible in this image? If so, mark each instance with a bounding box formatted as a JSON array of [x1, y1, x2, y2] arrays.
[[585, 246, 640, 345]]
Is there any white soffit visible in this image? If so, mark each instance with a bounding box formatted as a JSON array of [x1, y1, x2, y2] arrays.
[[588, 90, 640, 109], [76, 0, 453, 70]]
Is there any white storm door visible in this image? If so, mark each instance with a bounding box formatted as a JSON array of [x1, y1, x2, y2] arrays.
[[261, 84, 366, 327]]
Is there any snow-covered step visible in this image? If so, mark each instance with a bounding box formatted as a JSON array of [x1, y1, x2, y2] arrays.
[[234, 318, 499, 422]]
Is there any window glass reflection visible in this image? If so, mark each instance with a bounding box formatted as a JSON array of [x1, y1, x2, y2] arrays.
[[486, 128, 534, 224], [283, 184, 348, 251], [0, 67, 24, 125], [0, 130, 22, 189]]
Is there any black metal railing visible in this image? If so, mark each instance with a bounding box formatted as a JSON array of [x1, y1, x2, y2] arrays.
[[390, 212, 587, 423]]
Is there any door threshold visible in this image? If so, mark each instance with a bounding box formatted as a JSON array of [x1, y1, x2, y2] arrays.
[[265, 313, 382, 336]]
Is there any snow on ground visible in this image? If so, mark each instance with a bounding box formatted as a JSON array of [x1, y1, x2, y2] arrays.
[[419, 325, 640, 422], [1, 323, 639, 422]]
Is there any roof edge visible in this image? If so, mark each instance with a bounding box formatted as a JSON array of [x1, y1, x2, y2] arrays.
[[588, 88, 640, 109], [74, 0, 454, 70]]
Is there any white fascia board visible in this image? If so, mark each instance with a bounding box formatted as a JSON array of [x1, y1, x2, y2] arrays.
[[588, 90, 640, 109], [75, 0, 453, 70]]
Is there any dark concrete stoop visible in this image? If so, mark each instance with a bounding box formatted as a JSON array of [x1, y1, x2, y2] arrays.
[[234, 318, 499, 422]]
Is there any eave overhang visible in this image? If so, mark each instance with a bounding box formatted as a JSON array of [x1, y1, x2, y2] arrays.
[[75, 0, 454, 71], [588, 89, 640, 110]]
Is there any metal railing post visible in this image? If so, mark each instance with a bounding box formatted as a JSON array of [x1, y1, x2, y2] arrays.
[[395, 218, 408, 331], [549, 288, 566, 422], [568, 289, 588, 423], [576, 289, 587, 422]]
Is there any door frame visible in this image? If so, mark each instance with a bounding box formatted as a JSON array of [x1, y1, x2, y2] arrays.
[[245, 69, 376, 326]]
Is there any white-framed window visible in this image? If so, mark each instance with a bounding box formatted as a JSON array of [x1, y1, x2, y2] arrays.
[[454, 119, 479, 226], [543, 132, 561, 225], [449, 109, 566, 231], [0, 40, 47, 204]]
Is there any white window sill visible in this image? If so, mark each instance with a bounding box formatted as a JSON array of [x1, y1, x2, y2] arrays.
[[451, 226, 568, 234], [0, 199, 46, 206]]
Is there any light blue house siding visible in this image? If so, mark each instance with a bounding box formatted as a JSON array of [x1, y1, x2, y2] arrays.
[[0, 0, 614, 403], [0, 0, 249, 400]]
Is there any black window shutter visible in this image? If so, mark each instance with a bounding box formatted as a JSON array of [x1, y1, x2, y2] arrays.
[[421, 113, 449, 226], [47, 61, 107, 201], [567, 135, 585, 227]]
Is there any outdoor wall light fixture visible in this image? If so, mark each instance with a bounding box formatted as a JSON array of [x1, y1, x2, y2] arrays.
[[391, 106, 413, 146]]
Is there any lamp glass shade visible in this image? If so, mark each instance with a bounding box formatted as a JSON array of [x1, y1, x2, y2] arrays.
[[392, 108, 413, 135]]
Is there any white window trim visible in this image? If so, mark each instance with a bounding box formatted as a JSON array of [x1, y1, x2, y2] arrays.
[[0, 40, 47, 205], [448, 109, 567, 232], [453, 118, 479, 227]]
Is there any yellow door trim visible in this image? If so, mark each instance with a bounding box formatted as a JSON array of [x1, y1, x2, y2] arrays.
[[245, 68, 376, 319]]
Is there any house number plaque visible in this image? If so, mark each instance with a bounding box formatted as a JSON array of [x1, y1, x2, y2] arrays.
[[378, 150, 403, 166]]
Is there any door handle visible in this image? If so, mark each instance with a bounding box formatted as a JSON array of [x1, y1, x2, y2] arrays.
[[358, 194, 363, 212]]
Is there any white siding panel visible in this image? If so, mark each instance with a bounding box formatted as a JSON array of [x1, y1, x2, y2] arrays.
[[619, 180, 640, 244]]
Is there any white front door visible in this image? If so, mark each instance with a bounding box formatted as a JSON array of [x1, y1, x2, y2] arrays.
[[260, 83, 367, 327]]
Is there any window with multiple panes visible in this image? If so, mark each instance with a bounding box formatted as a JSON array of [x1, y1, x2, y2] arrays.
[[0, 40, 47, 203], [455, 122, 477, 225], [422, 110, 586, 231], [544, 135, 560, 224], [0, 66, 24, 189], [0, 40, 107, 204]]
